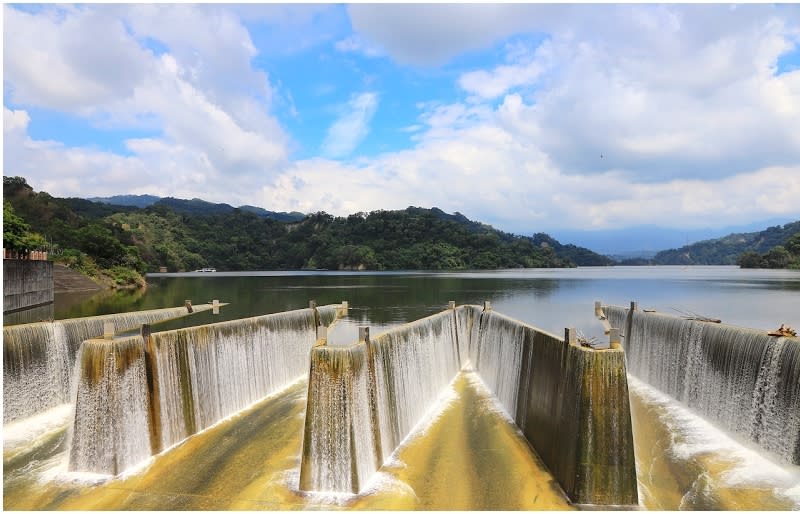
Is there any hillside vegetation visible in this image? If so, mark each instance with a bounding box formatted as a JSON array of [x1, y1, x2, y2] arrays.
[[3, 177, 610, 285], [619, 221, 800, 268]]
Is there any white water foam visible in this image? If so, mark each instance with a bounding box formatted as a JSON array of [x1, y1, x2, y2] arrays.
[[3, 403, 73, 449], [629, 375, 800, 505]]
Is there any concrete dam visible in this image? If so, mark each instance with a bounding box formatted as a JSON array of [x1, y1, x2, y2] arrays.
[[48, 301, 640, 507], [300, 303, 639, 507], [603, 302, 800, 466], [68, 304, 342, 475], [3, 303, 217, 423]]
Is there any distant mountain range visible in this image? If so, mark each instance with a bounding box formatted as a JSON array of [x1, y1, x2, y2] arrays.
[[89, 194, 305, 222], [551, 218, 797, 256], [645, 221, 800, 265]]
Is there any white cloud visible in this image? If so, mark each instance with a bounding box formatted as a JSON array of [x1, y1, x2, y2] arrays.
[[4, 6, 153, 111], [5, 4, 800, 235], [3, 4, 290, 204], [334, 35, 384, 58], [321, 92, 379, 158]]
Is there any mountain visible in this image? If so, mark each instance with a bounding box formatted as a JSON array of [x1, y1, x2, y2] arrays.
[[531, 233, 614, 266], [651, 221, 800, 265], [4, 176, 608, 273], [551, 219, 796, 256], [88, 195, 305, 222], [89, 194, 161, 208]]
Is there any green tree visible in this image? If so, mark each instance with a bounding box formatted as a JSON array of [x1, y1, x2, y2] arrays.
[[737, 251, 763, 268]]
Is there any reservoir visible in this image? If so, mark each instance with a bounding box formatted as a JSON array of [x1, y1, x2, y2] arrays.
[[4, 266, 800, 509]]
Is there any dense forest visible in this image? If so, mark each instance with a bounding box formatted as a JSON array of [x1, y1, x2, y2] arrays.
[[3, 176, 611, 287], [618, 221, 800, 267], [736, 232, 800, 269]]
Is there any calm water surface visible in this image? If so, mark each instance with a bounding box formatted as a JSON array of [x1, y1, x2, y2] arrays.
[[9, 265, 800, 341]]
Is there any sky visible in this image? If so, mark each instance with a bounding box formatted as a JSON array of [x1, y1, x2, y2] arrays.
[[4, 3, 800, 238]]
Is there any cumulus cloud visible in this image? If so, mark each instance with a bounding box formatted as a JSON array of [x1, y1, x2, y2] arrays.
[[321, 92, 379, 158], [4, 6, 153, 111], [3, 4, 289, 203], [5, 4, 800, 234]]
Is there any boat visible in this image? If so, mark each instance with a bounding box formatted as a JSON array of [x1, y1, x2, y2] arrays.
[[194, 268, 217, 272]]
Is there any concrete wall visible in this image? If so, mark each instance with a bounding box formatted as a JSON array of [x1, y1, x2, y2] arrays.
[[3, 259, 54, 313], [67, 304, 344, 475], [3, 303, 218, 423], [604, 303, 800, 466], [468, 308, 638, 507], [300, 305, 639, 507]]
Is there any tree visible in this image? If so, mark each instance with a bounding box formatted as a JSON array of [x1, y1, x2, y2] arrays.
[[737, 251, 763, 268]]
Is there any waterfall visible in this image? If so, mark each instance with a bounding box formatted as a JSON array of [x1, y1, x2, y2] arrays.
[[300, 305, 638, 506], [67, 304, 344, 475], [300, 309, 462, 493], [606, 305, 800, 465], [469, 311, 526, 416], [68, 337, 152, 475], [152, 308, 321, 450], [3, 304, 214, 423], [371, 310, 461, 461], [3, 323, 71, 423], [300, 344, 378, 493]]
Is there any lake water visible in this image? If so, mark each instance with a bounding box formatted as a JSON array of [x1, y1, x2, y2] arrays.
[[4, 266, 800, 509]]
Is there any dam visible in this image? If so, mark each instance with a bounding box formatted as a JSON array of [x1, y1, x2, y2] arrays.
[[3, 303, 218, 423], [4, 299, 637, 509], [4, 283, 799, 510], [602, 302, 800, 466]]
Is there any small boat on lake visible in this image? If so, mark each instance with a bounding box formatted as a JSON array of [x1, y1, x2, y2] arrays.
[[194, 267, 217, 272]]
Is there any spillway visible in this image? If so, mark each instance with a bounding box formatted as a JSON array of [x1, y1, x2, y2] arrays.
[[300, 309, 461, 493], [3, 304, 215, 423], [300, 304, 638, 507], [604, 303, 800, 465], [67, 304, 343, 475]]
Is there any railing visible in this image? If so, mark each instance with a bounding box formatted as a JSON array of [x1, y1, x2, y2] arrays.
[[3, 248, 48, 260]]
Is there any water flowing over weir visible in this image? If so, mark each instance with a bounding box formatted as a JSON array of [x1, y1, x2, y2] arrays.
[[300, 304, 638, 507], [300, 309, 462, 493], [604, 303, 800, 465], [3, 304, 215, 423], [67, 304, 343, 475]]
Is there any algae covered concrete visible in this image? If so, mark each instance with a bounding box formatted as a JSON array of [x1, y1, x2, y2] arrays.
[[3, 373, 574, 511]]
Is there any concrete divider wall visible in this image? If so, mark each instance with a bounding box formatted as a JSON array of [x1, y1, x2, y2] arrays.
[[301, 305, 639, 507], [68, 304, 345, 475], [3, 304, 216, 423], [470, 309, 638, 506], [3, 259, 54, 313], [604, 303, 800, 465]]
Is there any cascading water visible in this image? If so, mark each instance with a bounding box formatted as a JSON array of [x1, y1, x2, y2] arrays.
[[68, 304, 344, 475], [68, 337, 152, 475], [606, 305, 800, 465], [3, 322, 71, 423], [468, 311, 525, 415], [152, 308, 322, 449], [371, 311, 461, 460], [456, 308, 637, 506], [3, 305, 214, 423], [300, 344, 378, 493], [301, 305, 637, 506], [300, 309, 463, 493]]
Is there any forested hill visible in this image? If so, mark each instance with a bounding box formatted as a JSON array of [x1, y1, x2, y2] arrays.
[[648, 221, 800, 266], [3, 176, 610, 273], [90, 194, 305, 222]]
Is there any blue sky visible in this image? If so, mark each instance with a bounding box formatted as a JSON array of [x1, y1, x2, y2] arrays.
[[4, 4, 800, 238]]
